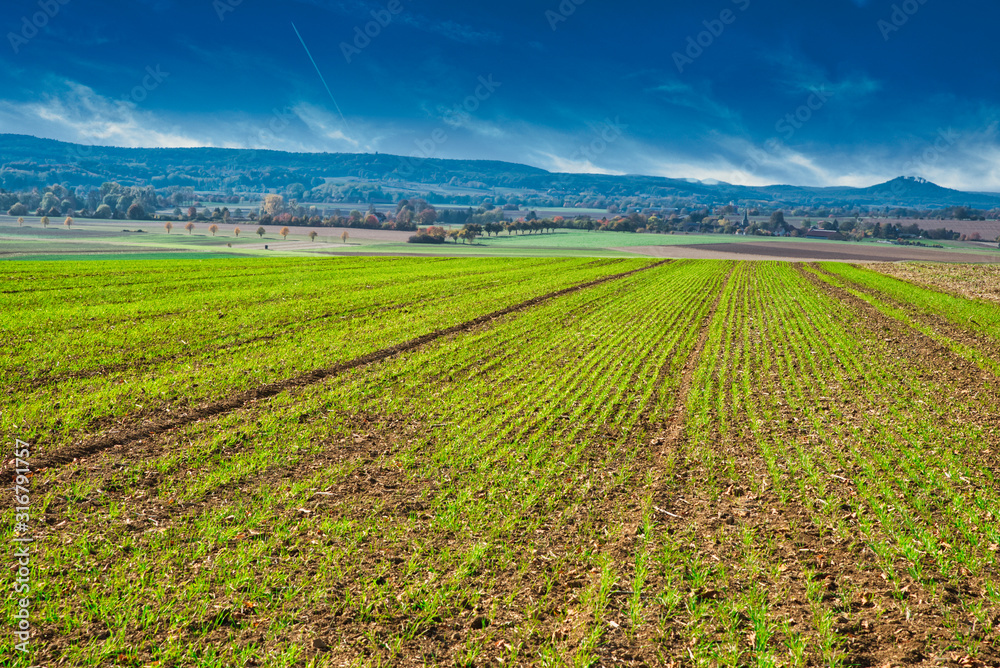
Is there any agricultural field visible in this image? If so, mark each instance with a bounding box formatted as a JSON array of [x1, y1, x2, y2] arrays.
[[4, 257, 1000, 667], [6, 216, 1000, 263]]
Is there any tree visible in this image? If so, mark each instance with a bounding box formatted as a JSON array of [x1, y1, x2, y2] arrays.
[[256, 226, 266, 238], [769, 210, 786, 229], [419, 207, 438, 225], [41, 216, 49, 228], [64, 216, 73, 229], [448, 229, 460, 243], [309, 230, 318, 241], [17, 217, 24, 227], [95, 204, 112, 219], [280, 226, 290, 240], [127, 202, 146, 220], [187, 206, 197, 220], [8, 202, 27, 216], [185, 222, 195, 235], [340, 230, 349, 244], [463, 224, 483, 243], [164, 221, 173, 234], [208, 224, 219, 236], [262, 194, 285, 217], [233, 227, 241, 237]]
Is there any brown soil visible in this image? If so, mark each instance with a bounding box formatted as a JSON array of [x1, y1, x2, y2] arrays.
[[868, 262, 1000, 305], [623, 241, 1000, 263], [806, 263, 1000, 380]]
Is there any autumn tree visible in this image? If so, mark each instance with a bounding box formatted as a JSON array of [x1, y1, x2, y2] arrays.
[[340, 230, 349, 243], [127, 202, 146, 220], [17, 217, 24, 227], [41, 216, 49, 228], [187, 206, 197, 220], [64, 216, 73, 229], [209, 224, 219, 236], [164, 221, 173, 234], [309, 231, 318, 241], [185, 222, 195, 234], [256, 226, 266, 238], [419, 207, 438, 225], [234, 226, 241, 237], [262, 194, 285, 217], [280, 226, 290, 240]]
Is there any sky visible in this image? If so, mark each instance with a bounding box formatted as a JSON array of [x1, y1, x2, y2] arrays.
[[1, 0, 999, 191]]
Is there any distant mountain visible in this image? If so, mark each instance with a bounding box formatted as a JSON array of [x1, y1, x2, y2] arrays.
[[2, 134, 999, 209]]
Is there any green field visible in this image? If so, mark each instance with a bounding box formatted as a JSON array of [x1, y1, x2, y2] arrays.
[[4, 257, 1000, 667], [5, 217, 998, 262]]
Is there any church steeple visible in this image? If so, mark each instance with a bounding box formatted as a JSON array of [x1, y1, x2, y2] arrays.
[[742, 209, 750, 227]]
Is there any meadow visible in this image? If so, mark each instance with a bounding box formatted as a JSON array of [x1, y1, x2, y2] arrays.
[[3, 256, 1000, 667], [4, 216, 999, 263]]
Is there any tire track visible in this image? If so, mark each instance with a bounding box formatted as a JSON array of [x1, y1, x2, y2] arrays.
[[5, 261, 668, 479], [808, 261, 1000, 366], [655, 262, 736, 456], [795, 263, 1000, 385]]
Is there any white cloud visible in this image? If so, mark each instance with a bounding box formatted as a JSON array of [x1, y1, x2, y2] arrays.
[[536, 151, 624, 175], [0, 81, 204, 149], [5, 80, 1000, 193], [291, 102, 363, 149], [647, 80, 740, 123]]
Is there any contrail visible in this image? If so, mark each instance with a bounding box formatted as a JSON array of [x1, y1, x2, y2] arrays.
[[291, 22, 352, 135]]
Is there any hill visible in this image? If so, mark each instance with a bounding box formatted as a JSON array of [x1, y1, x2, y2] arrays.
[[2, 134, 999, 209]]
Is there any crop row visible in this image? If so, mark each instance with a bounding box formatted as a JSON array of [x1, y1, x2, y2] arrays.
[[7, 260, 730, 666], [627, 262, 1000, 666], [2, 257, 648, 452]]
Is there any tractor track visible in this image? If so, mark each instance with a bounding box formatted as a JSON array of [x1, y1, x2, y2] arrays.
[[4, 260, 668, 480]]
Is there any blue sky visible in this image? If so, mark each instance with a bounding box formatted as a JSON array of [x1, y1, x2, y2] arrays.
[[2, 0, 998, 190]]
